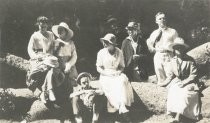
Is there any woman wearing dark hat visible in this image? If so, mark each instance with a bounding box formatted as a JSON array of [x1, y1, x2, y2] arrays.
[[96, 33, 134, 122], [160, 37, 201, 122], [121, 21, 148, 82]]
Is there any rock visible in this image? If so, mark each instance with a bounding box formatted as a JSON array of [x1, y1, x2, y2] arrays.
[[131, 82, 167, 114], [1, 77, 210, 121], [201, 86, 210, 118], [187, 42, 210, 76], [187, 42, 210, 66], [0, 53, 30, 71]]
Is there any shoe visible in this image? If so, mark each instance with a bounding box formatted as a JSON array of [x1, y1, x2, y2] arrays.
[[92, 113, 99, 123], [75, 116, 82, 123], [20, 119, 28, 123], [119, 105, 129, 114], [49, 90, 56, 101], [40, 92, 47, 103]]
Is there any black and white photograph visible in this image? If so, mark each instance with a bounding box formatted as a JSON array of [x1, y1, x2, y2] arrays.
[[0, 0, 210, 123]]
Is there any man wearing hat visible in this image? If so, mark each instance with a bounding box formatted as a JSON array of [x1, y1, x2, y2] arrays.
[[70, 72, 105, 123], [146, 12, 178, 85], [159, 37, 201, 122], [121, 21, 148, 81]]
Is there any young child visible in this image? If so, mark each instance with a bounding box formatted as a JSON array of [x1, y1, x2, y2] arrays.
[[70, 72, 105, 123]]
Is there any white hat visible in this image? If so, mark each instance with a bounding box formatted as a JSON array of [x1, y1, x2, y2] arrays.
[[100, 33, 117, 46], [170, 37, 189, 50], [43, 56, 59, 68], [76, 72, 92, 85], [52, 22, 74, 39], [125, 21, 139, 30]]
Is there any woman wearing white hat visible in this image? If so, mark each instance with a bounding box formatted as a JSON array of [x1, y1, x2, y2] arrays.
[[52, 22, 78, 93], [96, 33, 134, 122], [161, 37, 201, 122]]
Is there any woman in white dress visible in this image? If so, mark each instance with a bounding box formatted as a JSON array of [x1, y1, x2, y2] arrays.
[[96, 33, 134, 122], [160, 37, 201, 122]]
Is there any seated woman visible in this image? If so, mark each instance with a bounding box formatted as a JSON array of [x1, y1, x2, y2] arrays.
[[26, 16, 58, 101], [96, 33, 134, 122], [160, 37, 201, 122], [70, 72, 105, 123]]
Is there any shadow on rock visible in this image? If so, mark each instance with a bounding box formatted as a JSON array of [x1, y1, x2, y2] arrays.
[[130, 89, 154, 123], [11, 96, 36, 120]]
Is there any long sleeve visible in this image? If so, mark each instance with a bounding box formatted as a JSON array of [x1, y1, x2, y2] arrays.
[[96, 50, 103, 68], [66, 43, 77, 67], [146, 30, 157, 53], [183, 61, 198, 84], [96, 50, 106, 75], [27, 33, 37, 59], [121, 39, 133, 67], [118, 50, 125, 71]]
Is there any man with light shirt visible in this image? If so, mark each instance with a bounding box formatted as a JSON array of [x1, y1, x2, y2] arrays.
[[147, 12, 178, 85]]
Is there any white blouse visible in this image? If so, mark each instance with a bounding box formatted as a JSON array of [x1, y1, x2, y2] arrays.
[[96, 47, 125, 70], [27, 31, 54, 59]]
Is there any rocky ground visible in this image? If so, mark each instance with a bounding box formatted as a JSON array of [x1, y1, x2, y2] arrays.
[[0, 76, 209, 123]]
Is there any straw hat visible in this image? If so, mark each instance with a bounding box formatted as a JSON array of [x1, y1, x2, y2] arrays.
[[125, 21, 138, 30], [43, 56, 59, 68], [52, 22, 74, 39], [170, 37, 189, 50], [100, 33, 117, 46], [76, 72, 92, 85], [106, 17, 117, 25]]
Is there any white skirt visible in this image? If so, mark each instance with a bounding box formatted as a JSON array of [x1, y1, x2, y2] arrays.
[[99, 73, 134, 112], [167, 83, 201, 120]]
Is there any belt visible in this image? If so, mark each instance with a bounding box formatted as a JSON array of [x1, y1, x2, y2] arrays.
[[156, 50, 171, 53]]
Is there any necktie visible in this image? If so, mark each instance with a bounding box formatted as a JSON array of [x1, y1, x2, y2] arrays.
[[153, 30, 162, 47]]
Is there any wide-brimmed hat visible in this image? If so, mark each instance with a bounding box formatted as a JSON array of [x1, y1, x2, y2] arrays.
[[170, 37, 189, 50], [52, 22, 74, 39], [100, 33, 117, 46], [76, 72, 92, 85], [126, 21, 138, 30], [106, 17, 117, 25], [43, 56, 59, 68]]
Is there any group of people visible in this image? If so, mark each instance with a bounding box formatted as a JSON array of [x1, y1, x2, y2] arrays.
[[22, 11, 202, 123]]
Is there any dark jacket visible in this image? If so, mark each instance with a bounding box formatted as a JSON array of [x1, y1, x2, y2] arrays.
[[121, 36, 149, 81]]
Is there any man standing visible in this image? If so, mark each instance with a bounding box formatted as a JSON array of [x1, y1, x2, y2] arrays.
[[122, 21, 148, 81], [147, 12, 178, 85]]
